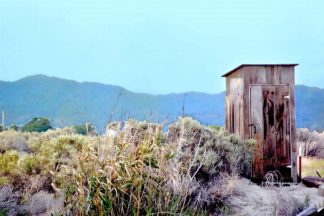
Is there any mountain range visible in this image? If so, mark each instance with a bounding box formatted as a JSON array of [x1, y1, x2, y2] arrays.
[[0, 75, 323, 132]]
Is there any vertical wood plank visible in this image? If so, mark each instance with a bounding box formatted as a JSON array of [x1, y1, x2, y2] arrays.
[[224, 64, 297, 182]]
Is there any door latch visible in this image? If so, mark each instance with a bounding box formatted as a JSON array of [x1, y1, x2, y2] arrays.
[[248, 123, 257, 134]]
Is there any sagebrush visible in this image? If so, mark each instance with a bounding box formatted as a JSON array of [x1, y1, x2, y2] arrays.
[[0, 117, 253, 215]]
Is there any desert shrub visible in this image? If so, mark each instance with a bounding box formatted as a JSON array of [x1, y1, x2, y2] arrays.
[[121, 119, 163, 146], [73, 123, 96, 135], [105, 121, 121, 136], [0, 150, 19, 175], [164, 117, 254, 214], [8, 124, 19, 131], [0, 150, 20, 186], [302, 157, 324, 177], [58, 119, 197, 215], [0, 130, 30, 153], [19, 155, 43, 175], [297, 128, 324, 157], [28, 134, 89, 175], [22, 117, 52, 132], [167, 117, 253, 181], [0, 117, 252, 215], [0, 131, 90, 212], [0, 177, 8, 186], [31, 127, 77, 139], [208, 125, 223, 132], [56, 118, 251, 215], [0, 209, 7, 216], [274, 194, 310, 216]]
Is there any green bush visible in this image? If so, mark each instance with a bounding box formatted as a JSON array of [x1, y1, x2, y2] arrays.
[[168, 117, 253, 181], [0, 176, 9, 185], [19, 155, 42, 175], [22, 117, 52, 132], [0, 150, 19, 174], [8, 124, 19, 131], [0, 209, 7, 216], [208, 125, 223, 132], [27, 134, 87, 175], [0, 117, 254, 215], [73, 123, 96, 135]]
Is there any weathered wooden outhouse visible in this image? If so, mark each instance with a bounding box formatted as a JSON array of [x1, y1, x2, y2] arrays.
[[222, 64, 298, 182]]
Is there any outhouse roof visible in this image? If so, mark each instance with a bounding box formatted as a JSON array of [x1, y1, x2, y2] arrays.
[[222, 64, 299, 77]]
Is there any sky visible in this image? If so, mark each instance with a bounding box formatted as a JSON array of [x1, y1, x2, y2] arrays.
[[0, 0, 324, 94]]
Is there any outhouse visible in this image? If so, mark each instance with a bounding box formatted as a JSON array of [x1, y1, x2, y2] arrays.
[[222, 64, 298, 182]]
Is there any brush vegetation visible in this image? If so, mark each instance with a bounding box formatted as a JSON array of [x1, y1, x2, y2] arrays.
[[0, 117, 253, 215], [302, 157, 324, 178]]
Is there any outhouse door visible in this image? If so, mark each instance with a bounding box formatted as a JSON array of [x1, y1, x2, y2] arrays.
[[249, 84, 291, 178]]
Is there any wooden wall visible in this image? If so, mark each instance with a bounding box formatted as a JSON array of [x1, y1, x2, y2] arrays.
[[224, 65, 297, 182], [225, 70, 244, 138]]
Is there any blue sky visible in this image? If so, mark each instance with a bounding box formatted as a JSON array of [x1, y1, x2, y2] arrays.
[[0, 0, 323, 94]]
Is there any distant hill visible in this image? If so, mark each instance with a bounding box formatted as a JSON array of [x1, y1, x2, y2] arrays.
[[295, 85, 324, 130], [0, 75, 323, 132], [0, 75, 224, 132]]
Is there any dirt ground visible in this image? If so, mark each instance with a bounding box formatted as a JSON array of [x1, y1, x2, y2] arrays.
[[229, 178, 324, 216]]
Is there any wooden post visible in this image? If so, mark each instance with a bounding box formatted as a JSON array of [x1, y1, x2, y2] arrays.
[[1, 111, 4, 130], [182, 93, 187, 117], [299, 156, 302, 180]]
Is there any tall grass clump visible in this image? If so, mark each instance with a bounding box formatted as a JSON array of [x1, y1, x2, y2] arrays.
[[57, 117, 252, 215], [59, 120, 196, 215], [0, 117, 252, 215]]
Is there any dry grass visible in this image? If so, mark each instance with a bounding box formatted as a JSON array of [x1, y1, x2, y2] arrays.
[[302, 157, 324, 178], [229, 177, 324, 216], [0, 117, 253, 215], [297, 128, 324, 157]]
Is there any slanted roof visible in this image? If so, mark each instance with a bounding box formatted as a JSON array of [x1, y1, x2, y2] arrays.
[[222, 64, 299, 77]]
